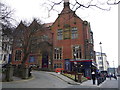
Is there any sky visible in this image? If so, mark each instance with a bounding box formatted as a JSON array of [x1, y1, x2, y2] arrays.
[[1, 0, 118, 68]]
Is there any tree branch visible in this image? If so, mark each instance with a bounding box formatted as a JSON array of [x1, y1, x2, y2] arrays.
[[74, 0, 111, 12], [107, 0, 120, 5], [47, 0, 63, 12], [43, 0, 119, 17]]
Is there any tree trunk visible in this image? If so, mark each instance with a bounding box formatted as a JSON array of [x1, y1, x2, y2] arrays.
[[5, 64, 13, 81], [21, 66, 29, 79]]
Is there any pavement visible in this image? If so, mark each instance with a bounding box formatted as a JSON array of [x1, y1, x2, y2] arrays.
[[0, 73, 34, 82], [46, 72, 99, 87], [46, 72, 81, 85], [46, 72, 119, 88], [80, 78, 109, 88]]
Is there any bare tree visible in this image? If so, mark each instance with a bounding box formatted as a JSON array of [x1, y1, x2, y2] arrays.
[[13, 19, 52, 67], [0, 2, 14, 67], [41, 0, 120, 17], [0, 2, 14, 28]]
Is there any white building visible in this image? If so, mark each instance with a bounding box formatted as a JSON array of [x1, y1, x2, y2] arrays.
[[96, 52, 109, 72], [0, 27, 2, 67], [0, 26, 12, 67]]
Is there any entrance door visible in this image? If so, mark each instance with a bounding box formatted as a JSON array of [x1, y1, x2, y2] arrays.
[[42, 52, 48, 68], [65, 59, 72, 71]]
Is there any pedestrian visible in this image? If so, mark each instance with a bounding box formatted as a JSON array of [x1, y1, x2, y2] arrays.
[[109, 73, 112, 80], [29, 65, 32, 77], [113, 74, 117, 80], [91, 71, 96, 85], [97, 72, 100, 85]]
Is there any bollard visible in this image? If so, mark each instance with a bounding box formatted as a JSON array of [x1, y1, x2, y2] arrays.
[[100, 77, 101, 84], [78, 73, 82, 83], [97, 78, 99, 85]]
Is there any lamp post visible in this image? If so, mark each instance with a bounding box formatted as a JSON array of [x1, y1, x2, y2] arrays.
[[99, 42, 104, 71], [74, 53, 77, 81], [113, 60, 115, 74]]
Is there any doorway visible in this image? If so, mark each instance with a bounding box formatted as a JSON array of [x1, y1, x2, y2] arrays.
[[42, 52, 48, 68]]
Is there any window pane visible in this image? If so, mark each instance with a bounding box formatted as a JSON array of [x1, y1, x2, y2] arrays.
[[54, 64, 57, 69], [71, 27, 78, 39], [29, 56, 35, 63], [15, 50, 22, 61], [54, 47, 62, 60], [73, 45, 82, 59], [57, 29, 63, 40]]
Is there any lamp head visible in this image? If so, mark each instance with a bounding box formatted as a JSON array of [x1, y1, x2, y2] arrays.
[[99, 42, 102, 45]]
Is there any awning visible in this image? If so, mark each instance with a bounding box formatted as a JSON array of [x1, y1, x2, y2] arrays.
[[70, 59, 93, 62]]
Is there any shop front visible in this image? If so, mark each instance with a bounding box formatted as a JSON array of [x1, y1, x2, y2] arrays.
[[70, 59, 96, 79]]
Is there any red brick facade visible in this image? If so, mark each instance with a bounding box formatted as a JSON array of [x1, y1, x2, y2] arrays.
[[12, 1, 96, 77], [51, 2, 96, 77], [12, 20, 53, 69]]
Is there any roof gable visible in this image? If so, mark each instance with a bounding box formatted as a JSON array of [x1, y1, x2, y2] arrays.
[[51, 2, 83, 27]]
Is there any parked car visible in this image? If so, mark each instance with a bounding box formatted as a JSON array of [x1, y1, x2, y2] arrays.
[[117, 74, 120, 77]]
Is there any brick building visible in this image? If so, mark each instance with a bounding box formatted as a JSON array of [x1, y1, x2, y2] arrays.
[[12, 0, 96, 78], [51, 0, 96, 78], [12, 20, 53, 70]]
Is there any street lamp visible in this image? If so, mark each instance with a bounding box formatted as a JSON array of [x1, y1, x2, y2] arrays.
[[99, 42, 104, 71], [113, 60, 115, 74]]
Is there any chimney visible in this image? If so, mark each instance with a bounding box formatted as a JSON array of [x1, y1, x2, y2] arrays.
[[64, 0, 70, 7]]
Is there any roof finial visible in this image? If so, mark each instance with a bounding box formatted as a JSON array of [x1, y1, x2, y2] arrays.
[[64, 0, 70, 7], [64, 0, 69, 3]]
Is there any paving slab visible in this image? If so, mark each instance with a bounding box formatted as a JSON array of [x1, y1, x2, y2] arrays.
[[46, 72, 81, 85]]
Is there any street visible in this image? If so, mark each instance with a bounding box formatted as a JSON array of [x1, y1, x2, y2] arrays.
[[2, 71, 70, 88], [99, 77, 118, 88], [2, 71, 119, 89], [118, 77, 120, 89]]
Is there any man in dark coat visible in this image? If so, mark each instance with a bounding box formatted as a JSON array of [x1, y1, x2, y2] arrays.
[[91, 71, 96, 85]]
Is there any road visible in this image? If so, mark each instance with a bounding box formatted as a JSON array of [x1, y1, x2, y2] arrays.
[[2, 71, 119, 89], [118, 77, 120, 89], [99, 77, 118, 88], [2, 71, 70, 88]]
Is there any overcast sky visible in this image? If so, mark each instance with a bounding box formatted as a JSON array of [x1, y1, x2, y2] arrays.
[[1, 0, 118, 68]]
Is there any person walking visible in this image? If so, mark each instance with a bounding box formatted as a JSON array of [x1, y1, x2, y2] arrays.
[[29, 65, 32, 77], [109, 73, 112, 80], [91, 71, 96, 85], [113, 74, 117, 80], [96, 72, 100, 85]]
